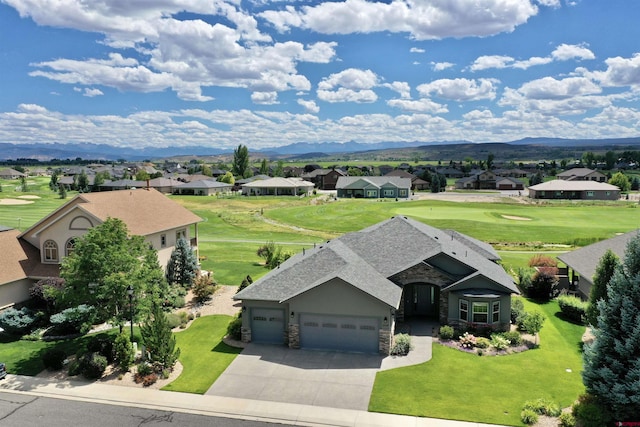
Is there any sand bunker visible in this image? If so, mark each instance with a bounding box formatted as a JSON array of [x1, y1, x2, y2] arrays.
[[18, 195, 40, 199], [0, 198, 34, 205], [501, 214, 531, 221]]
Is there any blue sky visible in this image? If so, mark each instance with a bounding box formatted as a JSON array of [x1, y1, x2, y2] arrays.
[[1, 0, 639, 150]]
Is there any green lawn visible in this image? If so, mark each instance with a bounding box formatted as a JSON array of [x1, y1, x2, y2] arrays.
[[162, 315, 241, 394], [369, 299, 585, 426], [0, 330, 119, 376]]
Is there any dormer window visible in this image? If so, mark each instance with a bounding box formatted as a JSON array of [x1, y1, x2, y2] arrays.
[[44, 240, 59, 262]]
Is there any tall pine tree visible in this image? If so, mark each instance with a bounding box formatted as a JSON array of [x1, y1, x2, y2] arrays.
[[585, 249, 619, 327], [582, 233, 640, 420], [166, 238, 198, 288], [141, 304, 180, 370]]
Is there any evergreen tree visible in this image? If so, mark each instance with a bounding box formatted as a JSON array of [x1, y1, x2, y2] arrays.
[[140, 304, 180, 370], [77, 170, 89, 193], [166, 238, 198, 288], [232, 144, 250, 178], [583, 234, 640, 420], [49, 170, 59, 191], [586, 250, 619, 327], [58, 183, 67, 199], [259, 158, 269, 175], [631, 176, 640, 191], [20, 175, 28, 192], [274, 160, 284, 177]]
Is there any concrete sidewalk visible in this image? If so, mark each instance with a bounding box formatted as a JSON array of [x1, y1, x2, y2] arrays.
[[0, 374, 504, 427]]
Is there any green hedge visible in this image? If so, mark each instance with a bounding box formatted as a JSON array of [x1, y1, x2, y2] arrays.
[[557, 295, 588, 324]]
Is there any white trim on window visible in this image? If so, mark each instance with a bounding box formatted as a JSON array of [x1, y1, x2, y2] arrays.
[[459, 299, 468, 322], [44, 240, 58, 262], [472, 302, 489, 323], [492, 301, 500, 323]]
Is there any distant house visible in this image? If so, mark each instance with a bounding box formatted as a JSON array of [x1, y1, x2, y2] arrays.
[[528, 180, 620, 200], [0, 168, 27, 180], [435, 167, 464, 178], [241, 177, 315, 196], [301, 168, 346, 190], [335, 176, 411, 199], [175, 179, 232, 196], [147, 177, 182, 194], [558, 230, 639, 299], [100, 179, 146, 191], [496, 176, 525, 190], [384, 170, 429, 191], [493, 168, 529, 179], [454, 170, 497, 190], [234, 174, 270, 192], [0, 189, 202, 308], [557, 168, 606, 182]]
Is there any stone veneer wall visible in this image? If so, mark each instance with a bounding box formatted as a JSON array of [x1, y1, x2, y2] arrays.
[[288, 323, 300, 349], [241, 327, 251, 343], [379, 327, 392, 355], [439, 290, 449, 324]]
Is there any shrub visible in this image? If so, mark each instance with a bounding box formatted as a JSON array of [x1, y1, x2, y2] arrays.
[[165, 313, 182, 329], [113, 332, 134, 372], [557, 294, 587, 324], [520, 408, 538, 425], [42, 348, 66, 371], [136, 362, 153, 376], [511, 298, 525, 324], [523, 398, 562, 417], [227, 315, 242, 340], [475, 337, 490, 349], [192, 274, 216, 303], [67, 359, 81, 376], [237, 275, 253, 294], [439, 325, 454, 340], [528, 254, 558, 268], [516, 268, 535, 295], [49, 304, 96, 335], [390, 334, 412, 355], [80, 352, 108, 379], [490, 334, 510, 351], [572, 394, 614, 427], [86, 335, 114, 363], [0, 307, 36, 335], [459, 332, 476, 349], [526, 268, 559, 301], [558, 412, 576, 427], [501, 330, 523, 346]]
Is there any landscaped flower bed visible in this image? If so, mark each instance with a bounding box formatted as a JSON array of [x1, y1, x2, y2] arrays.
[[437, 325, 534, 356]]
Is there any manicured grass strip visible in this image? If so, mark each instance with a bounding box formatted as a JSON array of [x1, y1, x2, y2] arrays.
[[369, 299, 585, 426], [162, 315, 240, 394]]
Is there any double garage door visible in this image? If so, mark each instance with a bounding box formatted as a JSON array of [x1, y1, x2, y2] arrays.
[[300, 314, 379, 354]]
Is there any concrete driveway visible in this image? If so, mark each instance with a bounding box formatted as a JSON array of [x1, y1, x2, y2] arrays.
[[206, 321, 436, 411]]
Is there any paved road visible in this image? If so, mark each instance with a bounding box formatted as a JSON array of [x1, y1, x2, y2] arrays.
[[0, 391, 282, 427]]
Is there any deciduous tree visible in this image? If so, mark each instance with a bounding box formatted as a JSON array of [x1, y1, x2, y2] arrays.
[[232, 144, 250, 178]]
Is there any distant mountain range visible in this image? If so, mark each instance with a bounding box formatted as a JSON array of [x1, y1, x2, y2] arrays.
[[0, 137, 639, 162]]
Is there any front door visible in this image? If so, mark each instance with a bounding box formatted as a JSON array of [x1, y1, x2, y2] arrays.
[[404, 284, 439, 318]]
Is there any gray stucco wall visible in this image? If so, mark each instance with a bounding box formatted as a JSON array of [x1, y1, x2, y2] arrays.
[[286, 278, 391, 322]]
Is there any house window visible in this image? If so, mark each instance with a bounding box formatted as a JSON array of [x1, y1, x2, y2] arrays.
[[383, 189, 394, 196], [65, 238, 75, 257], [366, 190, 377, 197], [459, 299, 468, 322], [492, 301, 500, 323], [160, 234, 167, 248], [176, 229, 186, 241], [44, 240, 58, 262], [472, 302, 489, 323], [399, 189, 407, 197], [587, 191, 594, 197]]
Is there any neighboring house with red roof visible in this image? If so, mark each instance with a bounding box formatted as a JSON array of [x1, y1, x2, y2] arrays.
[[0, 189, 202, 308]]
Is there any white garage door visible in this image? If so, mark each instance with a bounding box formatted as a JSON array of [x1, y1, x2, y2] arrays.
[[299, 314, 379, 353], [250, 308, 285, 344]]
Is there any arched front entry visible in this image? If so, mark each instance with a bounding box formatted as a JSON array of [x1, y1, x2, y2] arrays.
[[403, 283, 440, 318]]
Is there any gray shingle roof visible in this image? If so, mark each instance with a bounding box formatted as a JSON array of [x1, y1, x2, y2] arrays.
[[235, 216, 517, 307], [558, 230, 639, 285]]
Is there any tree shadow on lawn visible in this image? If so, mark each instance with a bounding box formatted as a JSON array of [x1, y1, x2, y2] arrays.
[[211, 341, 241, 355]]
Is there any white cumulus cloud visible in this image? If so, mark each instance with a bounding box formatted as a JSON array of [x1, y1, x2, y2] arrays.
[[417, 78, 498, 101]]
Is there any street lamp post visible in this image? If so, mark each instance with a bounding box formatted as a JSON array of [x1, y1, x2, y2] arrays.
[[126, 285, 134, 343]]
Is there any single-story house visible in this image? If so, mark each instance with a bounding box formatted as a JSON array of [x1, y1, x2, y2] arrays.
[[557, 230, 639, 299], [174, 179, 232, 196], [234, 216, 518, 354], [335, 176, 411, 199], [496, 176, 525, 190], [557, 168, 606, 182], [0, 189, 202, 308], [241, 177, 314, 196], [528, 180, 620, 200], [0, 168, 27, 180]]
